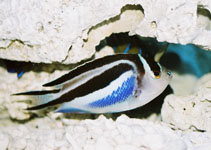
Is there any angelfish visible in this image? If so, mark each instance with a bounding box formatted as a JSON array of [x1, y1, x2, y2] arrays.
[[14, 54, 172, 113]]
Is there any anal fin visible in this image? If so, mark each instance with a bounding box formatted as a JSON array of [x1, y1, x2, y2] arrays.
[[55, 106, 90, 114]]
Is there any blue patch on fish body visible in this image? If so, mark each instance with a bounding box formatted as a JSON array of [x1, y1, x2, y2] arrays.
[[88, 75, 136, 108], [56, 107, 90, 113]]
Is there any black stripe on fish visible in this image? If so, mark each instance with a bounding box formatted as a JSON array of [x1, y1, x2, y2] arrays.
[[26, 63, 137, 110], [12, 89, 60, 96], [142, 55, 161, 75], [43, 54, 144, 87]]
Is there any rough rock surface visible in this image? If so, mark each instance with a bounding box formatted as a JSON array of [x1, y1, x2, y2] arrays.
[[0, 0, 210, 64], [162, 73, 211, 132], [1, 115, 211, 150]]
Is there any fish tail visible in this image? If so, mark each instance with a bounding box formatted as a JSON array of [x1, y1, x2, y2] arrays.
[[25, 102, 55, 110], [12, 89, 61, 110]]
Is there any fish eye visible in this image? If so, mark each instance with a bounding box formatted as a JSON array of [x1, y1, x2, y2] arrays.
[[153, 71, 160, 79]]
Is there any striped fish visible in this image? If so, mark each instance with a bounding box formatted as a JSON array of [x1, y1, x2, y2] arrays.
[[13, 54, 172, 113]]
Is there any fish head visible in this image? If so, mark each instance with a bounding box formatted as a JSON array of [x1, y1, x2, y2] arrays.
[[148, 66, 172, 90], [139, 54, 172, 99]]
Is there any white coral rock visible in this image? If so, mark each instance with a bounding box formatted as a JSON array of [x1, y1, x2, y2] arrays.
[[0, 0, 210, 64], [1, 115, 211, 150], [162, 73, 211, 132]]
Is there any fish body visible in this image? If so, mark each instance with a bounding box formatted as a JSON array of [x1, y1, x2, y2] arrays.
[[14, 54, 172, 113]]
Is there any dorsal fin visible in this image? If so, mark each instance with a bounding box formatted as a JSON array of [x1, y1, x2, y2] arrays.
[[43, 54, 144, 87]]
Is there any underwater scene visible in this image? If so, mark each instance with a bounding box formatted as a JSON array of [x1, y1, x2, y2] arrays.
[[0, 1, 211, 150]]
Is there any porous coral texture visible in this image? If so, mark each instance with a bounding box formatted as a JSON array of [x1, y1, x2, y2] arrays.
[[1, 115, 211, 150], [162, 73, 211, 132], [0, 0, 210, 64]]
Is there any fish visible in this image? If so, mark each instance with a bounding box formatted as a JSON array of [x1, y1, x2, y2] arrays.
[[13, 53, 172, 113], [4, 60, 33, 78]]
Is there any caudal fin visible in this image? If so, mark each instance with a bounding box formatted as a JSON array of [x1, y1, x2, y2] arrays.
[[12, 89, 61, 110]]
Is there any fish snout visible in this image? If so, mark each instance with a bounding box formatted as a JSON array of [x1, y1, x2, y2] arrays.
[[167, 71, 172, 79]]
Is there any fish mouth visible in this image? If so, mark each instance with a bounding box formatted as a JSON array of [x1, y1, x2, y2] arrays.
[[163, 68, 173, 80], [162, 67, 172, 79], [167, 71, 172, 78], [167, 71, 173, 79]]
